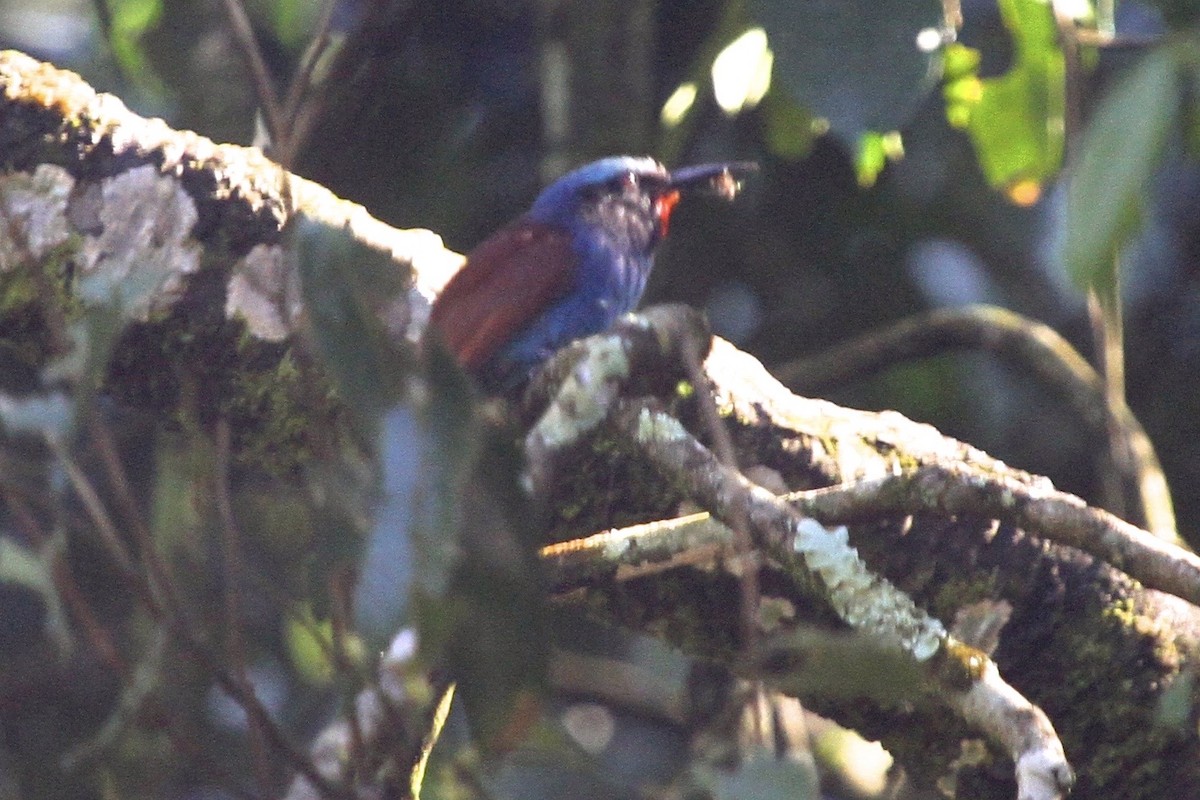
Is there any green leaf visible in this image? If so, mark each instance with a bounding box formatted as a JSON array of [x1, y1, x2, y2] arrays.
[[285, 603, 352, 685], [353, 406, 423, 647], [360, 402, 549, 752], [1156, 669, 1195, 729], [751, 0, 945, 139], [272, 0, 322, 48], [1064, 47, 1179, 293], [945, 0, 1065, 196], [854, 131, 904, 187], [444, 559, 548, 752], [293, 216, 408, 430], [762, 91, 819, 160], [37, 269, 125, 427], [150, 431, 208, 565], [434, 420, 548, 751], [754, 628, 924, 701], [104, 0, 169, 100]]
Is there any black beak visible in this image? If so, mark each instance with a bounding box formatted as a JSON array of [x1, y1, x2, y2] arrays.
[[668, 162, 758, 199]]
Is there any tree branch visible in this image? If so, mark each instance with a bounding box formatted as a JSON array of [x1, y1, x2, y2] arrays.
[[771, 303, 1174, 538]]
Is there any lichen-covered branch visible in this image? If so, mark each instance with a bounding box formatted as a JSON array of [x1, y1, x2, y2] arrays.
[[770, 303, 1174, 538], [618, 401, 948, 658], [546, 398, 1073, 799], [626, 401, 1077, 798], [0, 49, 461, 468], [779, 462, 1200, 608]]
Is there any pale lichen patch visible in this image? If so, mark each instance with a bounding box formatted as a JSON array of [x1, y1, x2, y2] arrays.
[[75, 165, 200, 318], [634, 406, 687, 444], [226, 243, 297, 342], [530, 335, 629, 450], [793, 517, 946, 660], [0, 164, 74, 270]]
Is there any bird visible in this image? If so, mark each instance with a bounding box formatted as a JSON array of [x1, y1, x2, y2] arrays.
[[428, 155, 754, 393]]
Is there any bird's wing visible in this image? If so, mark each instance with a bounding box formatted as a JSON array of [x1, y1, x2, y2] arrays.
[[429, 219, 576, 371]]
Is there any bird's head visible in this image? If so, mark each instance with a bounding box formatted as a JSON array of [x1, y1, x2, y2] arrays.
[[529, 156, 755, 250]]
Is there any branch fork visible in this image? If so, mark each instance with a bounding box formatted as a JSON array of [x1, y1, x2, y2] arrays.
[[529, 312, 1076, 800]]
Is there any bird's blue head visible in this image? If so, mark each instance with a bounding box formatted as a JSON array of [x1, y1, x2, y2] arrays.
[[527, 155, 758, 266], [532, 154, 672, 224], [528, 156, 755, 246]]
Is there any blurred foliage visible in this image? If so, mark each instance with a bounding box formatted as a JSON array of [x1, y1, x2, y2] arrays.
[[4, 0, 1200, 798], [1064, 43, 1179, 293], [713, 755, 819, 800], [943, 0, 1065, 201], [750, 0, 945, 139]]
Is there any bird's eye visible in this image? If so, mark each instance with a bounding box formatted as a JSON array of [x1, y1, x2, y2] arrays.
[[608, 172, 638, 193]]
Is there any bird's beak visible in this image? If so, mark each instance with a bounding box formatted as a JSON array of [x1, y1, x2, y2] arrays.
[[668, 162, 758, 200]]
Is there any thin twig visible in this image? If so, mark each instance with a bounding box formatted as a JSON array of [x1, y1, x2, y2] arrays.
[[1055, 7, 1134, 528], [274, 0, 339, 167], [280, 0, 338, 124], [219, 0, 284, 144], [1, 482, 126, 673], [329, 569, 368, 783], [540, 511, 731, 589], [680, 337, 767, 743], [47, 437, 138, 576], [49, 430, 339, 797], [215, 418, 275, 797], [86, 411, 186, 605]]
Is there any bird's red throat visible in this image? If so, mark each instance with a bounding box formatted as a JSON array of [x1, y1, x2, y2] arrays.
[[655, 189, 681, 236]]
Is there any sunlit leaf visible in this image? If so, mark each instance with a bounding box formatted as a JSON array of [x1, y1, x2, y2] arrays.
[[855, 131, 903, 187], [944, 0, 1065, 191], [752, 0, 946, 139], [285, 603, 349, 685], [712, 28, 774, 114], [0, 536, 70, 658], [1064, 47, 1179, 293]]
